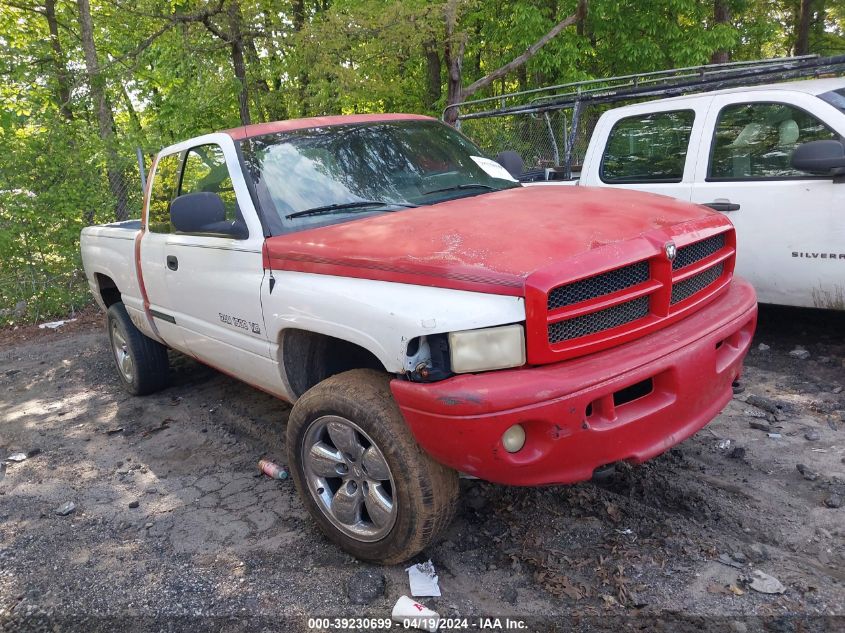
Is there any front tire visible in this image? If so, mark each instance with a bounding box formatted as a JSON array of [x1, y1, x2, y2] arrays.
[[107, 302, 169, 395], [287, 369, 459, 564]]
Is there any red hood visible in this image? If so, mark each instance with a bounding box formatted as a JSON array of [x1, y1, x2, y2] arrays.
[[263, 186, 731, 296]]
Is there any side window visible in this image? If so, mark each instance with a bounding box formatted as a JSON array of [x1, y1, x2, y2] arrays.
[[148, 153, 180, 233], [179, 144, 239, 221], [708, 102, 838, 180], [600, 110, 695, 183]]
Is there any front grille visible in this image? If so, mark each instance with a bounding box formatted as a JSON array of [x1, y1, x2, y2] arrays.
[[671, 262, 724, 304], [540, 230, 733, 359], [548, 261, 650, 310], [672, 233, 726, 270], [548, 296, 650, 343]]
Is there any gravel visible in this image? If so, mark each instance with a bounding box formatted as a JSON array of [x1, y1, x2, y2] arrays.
[[1, 304, 843, 631], [346, 569, 387, 605]]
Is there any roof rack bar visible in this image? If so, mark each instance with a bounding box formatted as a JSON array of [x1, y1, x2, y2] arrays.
[[449, 55, 817, 114], [448, 54, 845, 121]]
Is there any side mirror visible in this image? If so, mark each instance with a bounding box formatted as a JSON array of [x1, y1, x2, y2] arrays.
[[170, 192, 247, 238], [791, 139, 845, 175]]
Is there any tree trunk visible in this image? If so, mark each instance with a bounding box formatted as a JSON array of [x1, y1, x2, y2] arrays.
[[576, 0, 588, 37], [226, 0, 251, 126], [291, 0, 311, 116], [45, 0, 73, 120], [443, 0, 466, 125], [423, 41, 442, 110], [710, 0, 731, 64], [794, 0, 813, 55], [245, 36, 272, 122], [77, 0, 128, 220]]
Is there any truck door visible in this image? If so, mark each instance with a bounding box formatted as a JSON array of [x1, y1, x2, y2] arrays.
[[142, 152, 188, 351], [584, 99, 711, 201], [162, 137, 285, 396], [690, 93, 845, 309]]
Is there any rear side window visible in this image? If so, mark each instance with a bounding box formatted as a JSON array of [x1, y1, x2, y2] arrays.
[[708, 102, 838, 180], [600, 110, 695, 183], [179, 144, 239, 221], [148, 153, 180, 233]]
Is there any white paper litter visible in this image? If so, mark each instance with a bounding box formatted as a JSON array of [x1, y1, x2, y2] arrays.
[[406, 560, 441, 597], [391, 596, 440, 632], [6, 452, 27, 462], [38, 318, 76, 330]]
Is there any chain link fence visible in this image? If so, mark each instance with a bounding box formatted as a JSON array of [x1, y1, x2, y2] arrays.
[[0, 269, 91, 325], [458, 102, 614, 177]]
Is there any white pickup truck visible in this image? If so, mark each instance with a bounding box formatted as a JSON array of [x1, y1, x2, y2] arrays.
[[528, 77, 845, 310], [81, 114, 757, 563]]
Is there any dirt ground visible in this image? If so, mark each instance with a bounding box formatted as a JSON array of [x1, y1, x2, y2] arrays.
[[1, 305, 843, 632]]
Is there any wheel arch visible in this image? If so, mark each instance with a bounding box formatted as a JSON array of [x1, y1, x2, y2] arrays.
[[278, 328, 392, 399], [94, 272, 122, 308]]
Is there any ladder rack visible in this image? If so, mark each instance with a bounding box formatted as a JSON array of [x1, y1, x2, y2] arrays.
[[446, 54, 845, 122]]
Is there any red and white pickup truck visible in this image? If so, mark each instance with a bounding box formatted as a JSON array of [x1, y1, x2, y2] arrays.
[[81, 113, 757, 563]]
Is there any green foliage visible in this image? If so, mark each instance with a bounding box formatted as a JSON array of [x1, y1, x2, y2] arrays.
[[0, 0, 841, 324]]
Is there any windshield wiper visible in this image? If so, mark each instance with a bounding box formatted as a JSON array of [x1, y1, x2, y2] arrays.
[[285, 200, 417, 220], [421, 183, 502, 196]]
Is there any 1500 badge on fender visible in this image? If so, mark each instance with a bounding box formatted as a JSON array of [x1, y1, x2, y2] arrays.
[[219, 312, 261, 334]]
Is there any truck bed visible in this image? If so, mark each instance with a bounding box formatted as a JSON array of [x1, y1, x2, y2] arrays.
[[80, 220, 145, 331]]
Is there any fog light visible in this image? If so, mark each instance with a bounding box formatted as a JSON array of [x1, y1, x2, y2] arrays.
[[502, 424, 526, 453]]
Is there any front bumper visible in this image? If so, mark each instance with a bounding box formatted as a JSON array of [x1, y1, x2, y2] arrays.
[[390, 278, 757, 486]]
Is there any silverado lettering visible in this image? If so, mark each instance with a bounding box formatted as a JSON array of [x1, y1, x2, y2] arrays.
[[792, 252, 845, 259]]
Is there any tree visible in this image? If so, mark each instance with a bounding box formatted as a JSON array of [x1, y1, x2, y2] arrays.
[[443, 0, 586, 124], [0, 0, 841, 323], [77, 0, 128, 220], [794, 0, 814, 55], [711, 0, 732, 63]]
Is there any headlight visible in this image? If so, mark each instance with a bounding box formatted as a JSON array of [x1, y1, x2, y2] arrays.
[[448, 324, 526, 374]]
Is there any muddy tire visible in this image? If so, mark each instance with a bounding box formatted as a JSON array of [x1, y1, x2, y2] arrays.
[[287, 369, 459, 564], [106, 302, 169, 396]]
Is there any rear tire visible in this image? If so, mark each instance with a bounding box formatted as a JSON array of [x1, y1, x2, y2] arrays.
[[106, 302, 169, 396], [287, 369, 459, 564]]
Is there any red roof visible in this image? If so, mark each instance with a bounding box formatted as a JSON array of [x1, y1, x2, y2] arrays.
[[224, 113, 435, 140]]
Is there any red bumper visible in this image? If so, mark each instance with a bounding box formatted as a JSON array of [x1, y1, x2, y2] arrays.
[[390, 279, 757, 486]]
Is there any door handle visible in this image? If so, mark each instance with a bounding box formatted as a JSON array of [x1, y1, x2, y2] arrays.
[[166, 255, 178, 271], [702, 200, 741, 212]]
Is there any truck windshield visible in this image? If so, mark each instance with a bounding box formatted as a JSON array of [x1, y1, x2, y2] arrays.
[[239, 119, 520, 234], [819, 88, 845, 115]]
